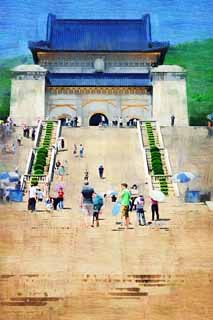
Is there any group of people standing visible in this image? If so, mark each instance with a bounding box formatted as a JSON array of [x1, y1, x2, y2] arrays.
[[65, 116, 78, 127], [119, 183, 159, 229], [73, 144, 84, 158], [28, 183, 65, 212], [79, 181, 159, 230]]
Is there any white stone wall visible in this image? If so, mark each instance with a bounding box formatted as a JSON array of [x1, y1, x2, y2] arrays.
[[46, 91, 152, 126], [10, 65, 46, 126], [152, 65, 188, 126], [39, 53, 153, 74]]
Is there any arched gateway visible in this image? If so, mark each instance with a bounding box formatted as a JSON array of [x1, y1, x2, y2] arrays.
[[89, 113, 109, 126]]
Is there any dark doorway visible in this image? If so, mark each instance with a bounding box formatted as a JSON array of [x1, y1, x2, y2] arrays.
[[89, 113, 109, 126], [59, 118, 67, 126], [127, 118, 139, 127]]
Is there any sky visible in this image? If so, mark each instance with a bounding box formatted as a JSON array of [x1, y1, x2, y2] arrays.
[[0, 0, 213, 57]]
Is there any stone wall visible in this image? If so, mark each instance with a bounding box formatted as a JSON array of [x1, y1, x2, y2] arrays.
[[38, 52, 155, 74], [10, 65, 47, 126], [152, 65, 188, 126], [46, 89, 152, 126]]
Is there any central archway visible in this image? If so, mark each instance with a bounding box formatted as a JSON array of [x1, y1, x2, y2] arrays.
[[89, 113, 109, 126]]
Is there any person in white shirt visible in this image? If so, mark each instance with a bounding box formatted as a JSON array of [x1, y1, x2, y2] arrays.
[[28, 185, 37, 212], [134, 195, 146, 226]]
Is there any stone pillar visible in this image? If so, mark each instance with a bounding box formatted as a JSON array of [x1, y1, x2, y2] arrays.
[[152, 65, 188, 126], [10, 65, 47, 126]]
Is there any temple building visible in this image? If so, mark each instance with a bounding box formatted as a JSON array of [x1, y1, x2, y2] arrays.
[[10, 14, 188, 126]]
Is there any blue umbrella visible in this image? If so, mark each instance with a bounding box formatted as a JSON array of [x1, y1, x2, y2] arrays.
[[112, 202, 121, 216], [207, 113, 213, 121], [8, 172, 20, 183], [173, 172, 196, 183], [0, 172, 10, 180]]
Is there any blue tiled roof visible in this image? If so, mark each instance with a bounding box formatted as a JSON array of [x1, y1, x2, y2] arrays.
[[48, 14, 151, 51], [46, 73, 152, 87], [29, 13, 169, 51], [29, 14, 169, 64]]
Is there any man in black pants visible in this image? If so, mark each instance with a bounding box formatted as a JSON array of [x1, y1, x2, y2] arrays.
[[98, 165, 104, 179], [151, 198, 159, 221]]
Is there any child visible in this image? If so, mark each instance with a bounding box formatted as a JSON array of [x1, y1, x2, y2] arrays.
[[45, 196, 54, 211], [134, 195, 146, 226]]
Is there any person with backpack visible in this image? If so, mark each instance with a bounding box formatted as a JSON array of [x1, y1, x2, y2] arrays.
[[92, 193, 104, 227], [134, 194, 146, 226]]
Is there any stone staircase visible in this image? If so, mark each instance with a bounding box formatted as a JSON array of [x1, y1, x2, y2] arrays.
[[140, 121, 178, 198], [23, 120, 60, 193]]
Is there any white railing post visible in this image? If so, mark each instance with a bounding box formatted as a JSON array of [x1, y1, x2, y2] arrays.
[[48, 148, 56, 183], [24, 149, 34, 175], [156, 122, 164, 148], [34, 120, 43, 148], [56, 120, 61, 140]]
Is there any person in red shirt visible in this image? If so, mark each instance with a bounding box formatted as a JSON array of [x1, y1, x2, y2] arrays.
[[57, 187, 64, 210], [151, 198, 159, 221]]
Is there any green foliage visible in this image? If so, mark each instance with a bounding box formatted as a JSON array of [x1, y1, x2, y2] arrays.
[[165, 39, 213, 125], [0, 55, 33, 120], [30, 176, 39, 186]]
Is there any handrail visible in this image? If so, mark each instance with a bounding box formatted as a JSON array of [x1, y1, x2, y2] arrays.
[[137, 121, 153, 192], [24, 149, 34, 175], [34, 120, 43, 148], [47, 120, 61, 183]]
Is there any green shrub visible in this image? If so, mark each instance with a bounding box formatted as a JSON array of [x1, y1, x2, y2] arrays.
[[31, 176, 39, 186], [33, 169, 44, 175]]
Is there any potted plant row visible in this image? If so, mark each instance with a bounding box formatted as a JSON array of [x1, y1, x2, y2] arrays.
[[30, 122, 54, 185], [145, 122, 169, 195]]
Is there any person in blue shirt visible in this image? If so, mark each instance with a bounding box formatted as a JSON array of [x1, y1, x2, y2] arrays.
[[92, 193, 104, 227]]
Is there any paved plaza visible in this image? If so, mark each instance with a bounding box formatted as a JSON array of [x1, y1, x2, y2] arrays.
[[0, 127, 213, 319]]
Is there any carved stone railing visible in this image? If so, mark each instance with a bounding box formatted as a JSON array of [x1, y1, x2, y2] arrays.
[[137, 121, 153, 192]]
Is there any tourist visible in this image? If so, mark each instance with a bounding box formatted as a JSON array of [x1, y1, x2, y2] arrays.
[[134, 194, 146, 226], [130, 184, 139, 211], [31, 128, 36, 141], [57, 187, 64, 210], [55, 160, 61, 175], [111, 194, 117, 202], [74, 116, 78, 127], [101, 115, 105, 126], [73, 144, 77, 157], [45, 196, 54, 211], [23, 125, 27, 137], [26, 127, 30, 138], [80, 181, 95, 227], [79, 144, 84, 158], [28, 184, 37, 213], [151, 198, 159, 221], [61, 137, 65, 149], [84, 169, 89, 182], [119, 117, 123, 128], [37, 189, 43, 202], [133, 119, 137, 127], [92, 193, 104, 227], [171, 115, 175, 127], [98, 165, 104, 179], [15, 180, 21, 190], [120, 183, 131, 229], [58, 165, 65, 181], [17, 134, 22, 146]]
